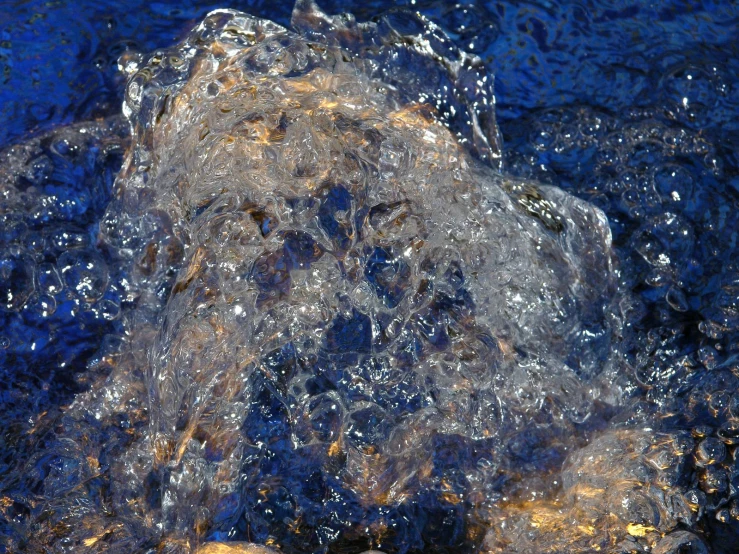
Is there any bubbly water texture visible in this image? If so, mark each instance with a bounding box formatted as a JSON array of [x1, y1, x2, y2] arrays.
[[105, 2, 620, 549], [2, 2, 738, 553]]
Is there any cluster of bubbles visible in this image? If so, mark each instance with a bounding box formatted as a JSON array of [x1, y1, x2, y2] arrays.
[[1, 0, 739, 553], [0, 118, 128, 535], [490, 67, 739, 552], [476, 0, 739, 124], [0, 124, 123, 321]]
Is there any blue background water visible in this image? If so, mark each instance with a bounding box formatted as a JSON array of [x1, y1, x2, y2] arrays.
[[2, 0, 739, 552], [2, 0, 738, 147]]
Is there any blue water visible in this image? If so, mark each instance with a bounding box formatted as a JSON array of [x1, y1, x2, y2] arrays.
[[1, 0, 739, 552]]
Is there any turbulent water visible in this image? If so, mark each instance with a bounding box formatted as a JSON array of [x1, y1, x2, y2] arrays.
[[1, 1, 739, 553]]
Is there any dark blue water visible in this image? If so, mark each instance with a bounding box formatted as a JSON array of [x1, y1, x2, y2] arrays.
[[1, 1, 739, 552]]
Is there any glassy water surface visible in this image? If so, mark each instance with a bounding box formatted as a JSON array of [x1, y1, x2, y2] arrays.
[[0, 1, 738, 553]]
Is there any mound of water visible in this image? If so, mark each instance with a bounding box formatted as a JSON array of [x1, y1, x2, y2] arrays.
[[0, 3, 627, 553]]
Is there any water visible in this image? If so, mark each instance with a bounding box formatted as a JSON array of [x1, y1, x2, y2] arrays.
[[0, 1, 738, 553]]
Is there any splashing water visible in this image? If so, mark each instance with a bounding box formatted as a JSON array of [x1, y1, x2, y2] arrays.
[[1, 1, 738, 553]]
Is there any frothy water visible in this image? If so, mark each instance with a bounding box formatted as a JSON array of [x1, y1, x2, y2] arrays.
[[0, 1, 738, 553]]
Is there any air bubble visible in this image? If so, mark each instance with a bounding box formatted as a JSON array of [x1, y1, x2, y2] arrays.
[[700, 465, 728, 494], [692, 425, 713, 439], [307, 394, 343, 443], [49, 229, 89, 250], [683, 488, 706, 513], [654, 164, 693, 206], [37, 263, 64, 295], [718, 421, 739, 445], [0, 214, 27, 244], [666, 286, 689, 312], [0, 250, 36, 311], [664, 65, 718, 109], [695, 437, 726, 466], [698, 346, 719, 370], [345, 404, 392, 452], [30, 294, 57, 318], [95, 298, 121, 321], [729, 394, 739, 419], [699, 320, 724, 339], [708, 390, 730, 416], [57, 250, 109, 302]]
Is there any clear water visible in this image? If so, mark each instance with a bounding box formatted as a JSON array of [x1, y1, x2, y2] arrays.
[[0, 1, 738, 553]]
